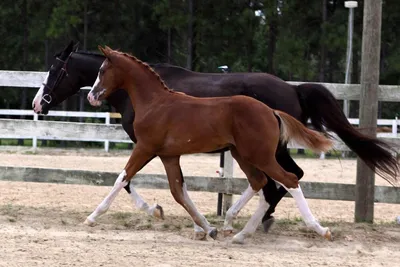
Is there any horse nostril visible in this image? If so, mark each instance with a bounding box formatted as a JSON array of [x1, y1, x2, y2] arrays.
[[33, 103, 35, 109]]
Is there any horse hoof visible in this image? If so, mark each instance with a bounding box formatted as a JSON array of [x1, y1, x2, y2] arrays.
[[324, 229, 333, 241], [194, 231, 207, 241], [208, 228, 218, 240], [232, 234, 245, 244], [83, 218, 96, 227], [262, 216, 275, 233], [153, 204, 165, 220], [223, 229, 233, 237]]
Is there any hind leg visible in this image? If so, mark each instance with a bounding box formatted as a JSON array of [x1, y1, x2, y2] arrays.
[[223, 146, 266, 235], [251, 156, 331, 240], [278, 183, 332, 240], [262, 146, 304, 232]]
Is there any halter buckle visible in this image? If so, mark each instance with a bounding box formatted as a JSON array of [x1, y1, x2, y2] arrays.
[[42, 94, 52, 104]]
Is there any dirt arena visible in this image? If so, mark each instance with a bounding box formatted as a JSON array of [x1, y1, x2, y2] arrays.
[[0, 147, 399, 267]]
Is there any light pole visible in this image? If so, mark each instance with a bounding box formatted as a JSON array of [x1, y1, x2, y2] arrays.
[[343, 1, 358, 117], [217, 64, 230, 216]]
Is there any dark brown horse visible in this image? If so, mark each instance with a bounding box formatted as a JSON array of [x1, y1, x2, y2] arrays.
[[86, 46, 334, 243], [33, 41, 400, 236]]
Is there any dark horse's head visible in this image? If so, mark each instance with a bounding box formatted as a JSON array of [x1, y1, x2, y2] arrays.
[[32, 41, 80, 114]]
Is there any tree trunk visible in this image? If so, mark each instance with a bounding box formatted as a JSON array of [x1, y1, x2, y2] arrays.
[[84, 0, 88, 50], [186, 0, 194, 70], [267, 10, 278, 74], [79, 0, 89, 123], [167, 27, 172, 63], [319, 0, 327, 82], [19, 0, 28, 146]]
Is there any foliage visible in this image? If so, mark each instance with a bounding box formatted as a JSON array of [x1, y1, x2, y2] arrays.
[[0, 0, 399, 120]]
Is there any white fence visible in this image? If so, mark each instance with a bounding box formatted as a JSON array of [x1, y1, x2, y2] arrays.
[[0, 109, 124, 152], [1, 70, 400, 218], [0, 109, 398, 152], [3, 70, 400, 101], [1, 70, 400, 152]]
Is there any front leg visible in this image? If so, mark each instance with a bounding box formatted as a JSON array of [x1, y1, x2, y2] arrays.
[[84, 145, 158, 225], [160, 156, 217, 240], [124, 181, 164, 219]]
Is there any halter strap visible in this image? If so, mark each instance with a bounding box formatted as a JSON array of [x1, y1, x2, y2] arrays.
[[41, 52, 73, 104]]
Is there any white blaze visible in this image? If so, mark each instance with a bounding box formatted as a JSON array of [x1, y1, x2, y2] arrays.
[[87, 61, 105, 107], [32, 72, 49, 113]]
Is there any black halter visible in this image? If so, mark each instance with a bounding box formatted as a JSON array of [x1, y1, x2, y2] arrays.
[[41, 52, 73, 104]]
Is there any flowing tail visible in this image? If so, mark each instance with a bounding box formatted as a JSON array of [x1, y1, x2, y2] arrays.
[[294, 83, 400, 186], [274, 110, 332, 153]]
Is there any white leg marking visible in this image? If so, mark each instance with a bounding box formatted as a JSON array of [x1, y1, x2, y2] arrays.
[[32, 72, 49, 113], [232, 190, 269, 244], [181, 183, 214, 236], [223, 185, 256, 232], [193, 222, 204, 233], [282, 184, 329, 236], [84, 170, 128, 225], [128, 182, 159, 217]]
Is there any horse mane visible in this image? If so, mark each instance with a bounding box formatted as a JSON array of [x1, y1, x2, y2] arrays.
[[115, 51, 175, 93], [75, 49, 183, 94]]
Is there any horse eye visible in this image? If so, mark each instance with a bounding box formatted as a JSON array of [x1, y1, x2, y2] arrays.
[[99, 69, 105, 75]]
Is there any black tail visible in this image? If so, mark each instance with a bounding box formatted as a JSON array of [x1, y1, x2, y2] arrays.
[[294, 83, 399, 186]]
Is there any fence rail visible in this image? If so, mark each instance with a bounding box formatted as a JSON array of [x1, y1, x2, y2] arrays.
[[1, 70, 400, 220], [2, 70, 400, 101], [0, 166, 399, 204], [1, 118, 400, 152], [0, 109, 123, 151]]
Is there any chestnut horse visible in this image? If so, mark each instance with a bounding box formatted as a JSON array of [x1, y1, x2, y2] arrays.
[[86, 46, 333, 243], [33, 41, 400, 238]]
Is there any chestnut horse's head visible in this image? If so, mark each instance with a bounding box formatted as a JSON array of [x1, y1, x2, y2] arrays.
[[88, 45, 123, 106]]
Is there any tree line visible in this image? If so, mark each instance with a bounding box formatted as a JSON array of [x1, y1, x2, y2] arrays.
[[1, 0, 399, 118]]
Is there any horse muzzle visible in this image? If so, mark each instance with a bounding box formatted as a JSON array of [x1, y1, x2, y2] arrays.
[[87, 90, 104, 106]]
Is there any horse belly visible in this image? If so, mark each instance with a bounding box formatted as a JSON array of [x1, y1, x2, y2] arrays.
[[158, 112, 233, 155]]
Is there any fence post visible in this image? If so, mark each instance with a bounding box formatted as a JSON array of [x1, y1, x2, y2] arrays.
[[32, 113, 38, 150], [104, 113, 110, 152], [392, 117, 398, 137], [355, 0, 382, 223], [222, 150, 234, 215], [217, 152, 224, 216]]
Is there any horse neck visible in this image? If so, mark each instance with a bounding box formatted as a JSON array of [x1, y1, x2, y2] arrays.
[[73, 53, 104, 86], [122, 60, 170, 112]]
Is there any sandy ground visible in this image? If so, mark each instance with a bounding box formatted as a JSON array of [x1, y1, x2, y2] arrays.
[[0, 147, 399, 267]]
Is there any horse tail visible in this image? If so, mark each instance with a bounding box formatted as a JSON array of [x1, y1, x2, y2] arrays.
[[294, 83, 400, 186], [274, 110, 332, 153]]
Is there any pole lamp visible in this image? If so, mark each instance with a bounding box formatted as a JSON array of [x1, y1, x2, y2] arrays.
[[216, 64, 229, 216], [343, 1, 358, 117]]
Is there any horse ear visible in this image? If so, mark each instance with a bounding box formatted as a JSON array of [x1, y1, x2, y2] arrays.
[[65, 40, 74, 52], [98, 45, 112, 62], [73, 42, 80, 52], [104, 45, 114, 53], [98, 45, 107, 55]]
